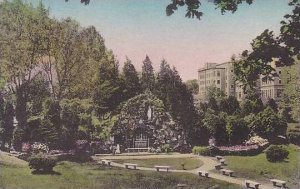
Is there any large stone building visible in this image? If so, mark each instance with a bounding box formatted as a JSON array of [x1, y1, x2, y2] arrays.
[[198, 61, 284, 102]]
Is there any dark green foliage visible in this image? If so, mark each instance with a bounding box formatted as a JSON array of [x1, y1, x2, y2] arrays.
[[226, 116, 249, 145], [12, 127, 25, 151], [192, 146, 220, 156], [287, 132, 300, 145], [93, 52, 123, 116], [121, 58, 141, 100], [265, 145, 289, 162], [29, 155, 57, 172], [141, 55, 155, 92], [219, 96, 240, 115], [208, 97, 219, 112], [185, 79, 199, 95], [241, 92, 264, 115], [202, 109, 227, 145], [248, 107, 287, 140], [266, 98, 278, 113], [1, 101, 14, 149]]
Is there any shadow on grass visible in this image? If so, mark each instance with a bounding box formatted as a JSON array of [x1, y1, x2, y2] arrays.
[[31, 170, 61, 175]]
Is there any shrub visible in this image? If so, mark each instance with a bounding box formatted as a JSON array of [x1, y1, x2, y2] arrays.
[[192, 146, 219, 156], [218, 145, 262, 156], [161, 144, 172, 153], [29, 154, 57, 172], [31, 142, 49, 154], [265, 145, 289, 162], [288, 132, 300, 145]]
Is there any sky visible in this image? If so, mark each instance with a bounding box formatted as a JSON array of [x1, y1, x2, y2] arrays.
[[40, 0, 292, 81]]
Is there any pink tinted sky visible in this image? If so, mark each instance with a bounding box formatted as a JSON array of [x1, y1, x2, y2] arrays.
[[43, 0, 292, 81]]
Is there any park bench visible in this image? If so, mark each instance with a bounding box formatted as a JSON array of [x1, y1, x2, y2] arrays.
[[176, 184, 187, 189], [198, 170, 209, 178], [216, 156, 223, 160], [215, 164, 222, 170], [245, 180, 261, 189], [124, 163, 138, 170], [219, 159, 226, 165], [101, 160, 111, 166], [220, 169, 234, 177], [270, 179, 286, 188], [154, 165, 171, 172]]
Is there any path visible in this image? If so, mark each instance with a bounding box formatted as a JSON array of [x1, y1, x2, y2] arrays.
[[93, 154, 277, 189]]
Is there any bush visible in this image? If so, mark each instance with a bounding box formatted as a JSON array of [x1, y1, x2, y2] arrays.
[[218, 145, 262, 156], [29, 154, 57, 172], [192, 146, 219, 156], [265, 145, 289, 162], [288, 132, 300, 145], [161, 144, 172, 153]]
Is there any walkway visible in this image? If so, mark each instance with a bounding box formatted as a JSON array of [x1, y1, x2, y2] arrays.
[[93, 154, 277, 189]]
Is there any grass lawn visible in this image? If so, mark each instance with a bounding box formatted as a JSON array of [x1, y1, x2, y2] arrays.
[[225, 144, 300, 187], [0, 152, 240, 189], [113, 157, 203, 170]]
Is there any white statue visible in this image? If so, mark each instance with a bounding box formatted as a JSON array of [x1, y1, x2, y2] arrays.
[[147, 106, 152, 120], [116, 144, 121, 154]]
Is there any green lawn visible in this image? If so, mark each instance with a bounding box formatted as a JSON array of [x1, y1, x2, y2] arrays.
[[225, 144, 300, 187], [113, 157, 203, 170], [0, 153, 240, 189]]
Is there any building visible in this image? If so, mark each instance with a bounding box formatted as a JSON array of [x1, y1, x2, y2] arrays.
[[198, 62, 235, 101], [198, 61, 284, 102]]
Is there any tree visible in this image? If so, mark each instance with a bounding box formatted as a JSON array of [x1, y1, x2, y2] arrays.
[[0, 95, 5, 149], [249, 107, 287, 140], [226, 115, 249, 145], [121, 57, 141, 100], [266, 98, 278, 113], [93, 51, 124, 117], [2, 101, 14, 149], [141, 55, 155, 92], [185, 79, 199, 95], [219, 96, 240, 115], [202, 109, 227, 145]]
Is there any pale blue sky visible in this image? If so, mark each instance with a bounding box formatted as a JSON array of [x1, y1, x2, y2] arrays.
[[40, 0, 292, 81]]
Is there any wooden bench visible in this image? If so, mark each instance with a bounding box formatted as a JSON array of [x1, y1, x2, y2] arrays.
[[216, 156, 223, 160], [101, 160, 111, 166], [198, 170, 209, 178], [124, 163, 138, 170], [270, 179, 286, 188], [215, 164, 222, 170], [154, 165, 171, 172], [245, 180, 261, 189], [220, 169, 234, 177]]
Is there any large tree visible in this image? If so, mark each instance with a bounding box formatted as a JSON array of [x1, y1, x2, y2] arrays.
[[121, 58, 141, 100], [141, 55, 155, 92]]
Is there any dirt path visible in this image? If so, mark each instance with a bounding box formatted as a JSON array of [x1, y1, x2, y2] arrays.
[[93, 154, 277, 189]]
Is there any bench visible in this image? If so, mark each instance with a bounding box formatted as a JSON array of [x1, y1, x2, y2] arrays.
[[216, 156, 223, 160], [245, 180, 261, 189], [220, 159, 226, 165], [154, 165, 171, 172], [126, 148, 150, 153], [220, 169, 234, 177], [124, 163, 138, 170], [215, 164, 222, 170], [101, 160, 111, 166], [198, 170, 209, 178], [177, 184, 187, 189], [270, 179, 286, 188]]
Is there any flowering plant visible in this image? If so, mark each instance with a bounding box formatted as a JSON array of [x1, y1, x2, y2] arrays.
[[22, 143, 31, 153], [31, 142, 49, 154]]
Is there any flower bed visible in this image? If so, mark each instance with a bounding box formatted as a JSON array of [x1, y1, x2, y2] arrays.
[[218, 144, 262, 156]]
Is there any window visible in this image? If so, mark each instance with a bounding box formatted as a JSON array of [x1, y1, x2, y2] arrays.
[[231, 85, 234, 89], [217, 80, 220, 84], [279, 80, 282, 84], [279, 71, 281, 74], [217, 71, 220, 76]]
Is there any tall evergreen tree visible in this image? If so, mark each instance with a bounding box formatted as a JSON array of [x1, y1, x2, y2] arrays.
[[3, 101, 14, 149], [121, 58, 141, 100], [141, 55, 155, 91]]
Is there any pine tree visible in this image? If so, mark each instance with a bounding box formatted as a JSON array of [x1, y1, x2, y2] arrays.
[[3, 101, 14, 148], [141, 55, 155, 91], [122, 57, 141, 100]]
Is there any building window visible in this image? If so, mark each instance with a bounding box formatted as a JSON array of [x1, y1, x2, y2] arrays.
[[231, 85, 234, 89], [217, 80, 220, 84], [279, 80, 282, 84], [279, 71, 281, 74], [217, 71, 220, 76]]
